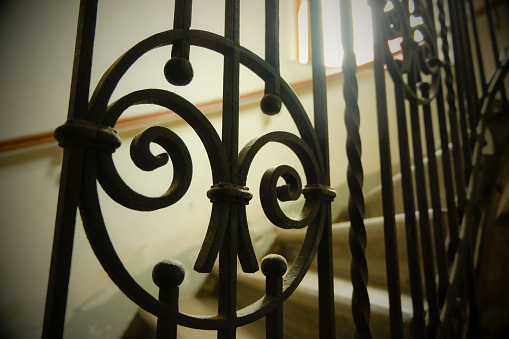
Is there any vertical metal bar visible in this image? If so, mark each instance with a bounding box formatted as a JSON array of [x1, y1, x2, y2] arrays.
[[467, 0, 488, 97], [483, 0, 502, 69], [340, 0, 371, 337], [455, 0, 480, 139], [262, 255, 287, 339], [152, 260, 185, 339], [434, 89, 460, 265], [438, 53, 509, 338], [262, 0, 282, 117], [265, 0, 279, 80], [393, 75, 426, 339], [369, 1, 404, 337], [42, 148, 84, 339], [309, 0, 329, 184], [428, 0, 460, 269], [165, 0, 194, 86], [308, 1, 335, 337], [218, 1, 240, 338], [448, 0, 473, 185], [420, 83, 449, 305], [171, 0, 192, 59], [437, 0, 467, 226], [217, 215, 238, 339], [42, 1, 98, 338], [463, 244, 481, 337], [482, 0, 508, 106], [407, 68, 440, 337]]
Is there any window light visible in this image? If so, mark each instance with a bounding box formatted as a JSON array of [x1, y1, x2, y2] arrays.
[[298, 0, 424, 69], [298, 0, 374, 68]]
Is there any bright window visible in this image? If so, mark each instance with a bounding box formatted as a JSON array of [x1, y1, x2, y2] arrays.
[[298, 0, 423, 69]]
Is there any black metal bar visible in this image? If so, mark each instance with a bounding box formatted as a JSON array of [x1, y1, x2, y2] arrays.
[[464, 244, 482, 337], [217, 213, 238, 339], [482, 0, 509, 109], [438, 46, 509, 339], [41, 1, 98, 337], [171, 0, 192, 59], [42, 148, 84, 339], [261, 0, 282, 116], [448, 0, 473, 185], [218, 1, 241, 337], [407, 66, 440, 337], [262, 255, 287, 339], [483, 0, 502, 70], [369, 1, 404, 337], [393, 74, 426, 339], [152, 260, 185, 339], [420, 83, 450, 306], [309, 1, 335, 337], [467, 0, 488, 97], [456, 0, 480, 141], [438, 0, 467, 226], [165, 0, 194, 86], [264, 0, 279, 80], [434, 87, 460, 269], [427, 0, 460, 271], [341, 0, 371, 337], [66, 0, 98, 122]]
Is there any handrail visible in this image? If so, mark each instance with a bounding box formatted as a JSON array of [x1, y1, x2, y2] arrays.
[[0, 63, 378, 154]]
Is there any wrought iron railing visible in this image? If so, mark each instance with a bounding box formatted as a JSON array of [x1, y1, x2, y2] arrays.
[[42, 0, 508, 338]]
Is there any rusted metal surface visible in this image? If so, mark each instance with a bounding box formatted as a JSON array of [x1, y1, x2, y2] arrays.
[[42, 0, 507, 338], [43, 0, 335, 337]]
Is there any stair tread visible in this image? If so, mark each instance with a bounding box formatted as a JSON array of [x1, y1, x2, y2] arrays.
[[138, 297, 264, 338], [237, 269, 414, 317]]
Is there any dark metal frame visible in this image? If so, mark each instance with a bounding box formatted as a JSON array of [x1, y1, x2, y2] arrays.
[[42, 0, 508, 338]]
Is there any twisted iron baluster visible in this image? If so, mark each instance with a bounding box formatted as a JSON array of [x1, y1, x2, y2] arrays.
[[437, 0, 464, 256], [340, 0, 370, 337]]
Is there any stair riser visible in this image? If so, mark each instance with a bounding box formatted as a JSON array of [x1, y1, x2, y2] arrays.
[[275, 210, 447, 293]]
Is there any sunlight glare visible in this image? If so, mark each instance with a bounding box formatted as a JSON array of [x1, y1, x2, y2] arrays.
[[298, 0, 374, 68]]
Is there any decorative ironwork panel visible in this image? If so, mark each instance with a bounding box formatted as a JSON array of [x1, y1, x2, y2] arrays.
[[43, 0, 335, 338], [42, 0, 509, 338]]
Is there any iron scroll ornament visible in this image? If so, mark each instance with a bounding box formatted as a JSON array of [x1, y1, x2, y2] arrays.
[[377, 0, 441, 103], [62, 28, 335, 330]]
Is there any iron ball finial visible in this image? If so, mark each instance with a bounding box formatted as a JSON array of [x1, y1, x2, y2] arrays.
[[152, 259, 185, 288], [261, 254, 287, 278], [260, 93, 282, 115], [164, 57, 194, 86]]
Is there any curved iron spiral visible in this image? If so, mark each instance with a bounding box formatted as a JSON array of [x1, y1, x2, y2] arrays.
[[382, 0, 441, 103], [70, 26, 334, 330]]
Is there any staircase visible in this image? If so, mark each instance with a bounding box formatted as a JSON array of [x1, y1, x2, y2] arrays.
[[41, 0, 509, 338], [123, 132, 509, 337]]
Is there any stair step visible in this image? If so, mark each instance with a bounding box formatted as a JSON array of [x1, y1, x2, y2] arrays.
[[129, 260, 417, 338], [236, 270, 414, 338], [335, 146, 449, 221], [272, 209, 445, 292], [133, 296, 265, 338]]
